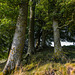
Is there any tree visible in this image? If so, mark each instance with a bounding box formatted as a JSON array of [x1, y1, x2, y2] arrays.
[[3, 0, 29, 74], [35, 26, 42, 49], [48, 0, 62, 57], [53, 19, 62, 56], [41, 29, 46, 47], [27, 0, 36, 55], [48, 0, 74, 58]]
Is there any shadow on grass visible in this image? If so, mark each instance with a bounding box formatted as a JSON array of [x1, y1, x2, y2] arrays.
[[0, 61, 6, 72]]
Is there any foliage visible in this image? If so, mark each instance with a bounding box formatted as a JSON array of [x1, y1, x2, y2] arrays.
[[0, 1, 18, 59]]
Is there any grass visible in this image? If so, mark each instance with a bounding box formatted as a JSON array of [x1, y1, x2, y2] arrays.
[[0, 46, 75, 75], [10, 62, 75, 75]]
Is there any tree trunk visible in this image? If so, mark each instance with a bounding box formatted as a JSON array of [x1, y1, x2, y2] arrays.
[[35, 28, 42, 49], [27, 0, 36, 54], [42, 29, 46, 47], [53, 19, 62, 56], [3, 0, 29, 74]]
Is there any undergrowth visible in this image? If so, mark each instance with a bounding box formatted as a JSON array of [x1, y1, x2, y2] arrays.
[[0, 46, 75, 75]]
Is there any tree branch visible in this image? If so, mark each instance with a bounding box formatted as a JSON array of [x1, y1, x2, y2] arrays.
[[58, 13, 74, 29], [58, 19, 73, 29]]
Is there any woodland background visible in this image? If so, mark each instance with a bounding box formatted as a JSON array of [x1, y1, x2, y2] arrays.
[[0, 0, 75, 75]]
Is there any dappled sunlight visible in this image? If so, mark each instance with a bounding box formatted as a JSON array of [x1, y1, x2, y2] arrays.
[[51, 41, 74, 47]]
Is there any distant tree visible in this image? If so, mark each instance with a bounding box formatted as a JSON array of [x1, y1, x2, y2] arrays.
[[48, 0, 75, 58], [53, 19, 62, 56]]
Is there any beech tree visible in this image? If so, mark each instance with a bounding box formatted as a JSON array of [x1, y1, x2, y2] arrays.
[[27, 0, 36, 55], [48, 0, 74, 58], [53, 19, 62, 56], [3, 0, 29, 74], [48, 0, 62, 57]]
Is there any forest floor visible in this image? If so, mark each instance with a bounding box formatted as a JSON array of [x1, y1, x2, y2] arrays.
[[0, 46, 75, 75]]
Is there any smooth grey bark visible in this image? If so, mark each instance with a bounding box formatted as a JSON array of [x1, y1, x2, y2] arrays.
[[53, 19, 62, 54], [3, 0, 29, 74], [27, 0, 36, 54]]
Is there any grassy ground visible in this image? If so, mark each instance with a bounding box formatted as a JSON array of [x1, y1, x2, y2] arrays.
[[0, 46, 75, 75]]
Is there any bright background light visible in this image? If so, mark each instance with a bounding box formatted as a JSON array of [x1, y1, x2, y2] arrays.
[[51, 41, 74, 47]]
